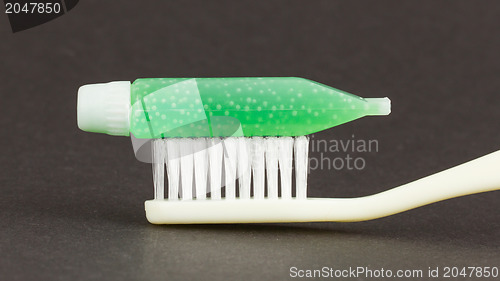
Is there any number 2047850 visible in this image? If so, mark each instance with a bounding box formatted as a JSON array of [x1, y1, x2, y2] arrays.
[[5, 2, 61, 14], [443, 266, 498, 278]]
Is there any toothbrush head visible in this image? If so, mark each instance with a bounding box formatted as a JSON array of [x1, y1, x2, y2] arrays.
[[151, 136, 309, 202]]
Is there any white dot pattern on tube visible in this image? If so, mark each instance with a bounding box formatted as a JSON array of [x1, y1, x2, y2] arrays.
[[130, 77, 372, 137]]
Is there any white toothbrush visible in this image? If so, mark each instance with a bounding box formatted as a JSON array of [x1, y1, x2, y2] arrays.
[[146, 136, 500, 224]]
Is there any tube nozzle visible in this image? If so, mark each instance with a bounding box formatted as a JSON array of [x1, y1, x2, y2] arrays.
[[365, 97, 391, 116]]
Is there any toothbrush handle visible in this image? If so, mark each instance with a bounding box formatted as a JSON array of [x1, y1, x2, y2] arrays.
[[145, 150, 500, 224], [344, 149, 500, 221]]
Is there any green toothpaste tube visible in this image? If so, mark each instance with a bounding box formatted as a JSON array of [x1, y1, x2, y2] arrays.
[[77, 77, 391, 138]]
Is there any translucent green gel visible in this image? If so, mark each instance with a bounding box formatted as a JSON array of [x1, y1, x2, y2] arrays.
[[130, 77, 390, 138]]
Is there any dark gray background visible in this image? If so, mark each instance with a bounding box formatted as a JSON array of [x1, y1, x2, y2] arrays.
[[1, 1, 499, 280]]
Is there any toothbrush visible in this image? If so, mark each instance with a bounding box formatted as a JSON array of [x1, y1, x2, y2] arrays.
[[146, 147, 500, 223], [77, 77, 499, 224]]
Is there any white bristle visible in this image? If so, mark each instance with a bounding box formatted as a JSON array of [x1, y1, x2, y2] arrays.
[[193, 138, 208, 199], [251, 137, 266, 199], [294, 136, 309, 199], [152, 136, 310, 201], [179, 139, 194, 200], [152, 139, 166, 200], [265, 137, 279, 199], [223, 138, 238, 200], [208, 138, 223, 200], [165, 139, 180, 200], [237, 137, 251, 199], [278, 137, 294, 199]]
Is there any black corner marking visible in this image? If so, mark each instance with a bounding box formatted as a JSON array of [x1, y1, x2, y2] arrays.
[[64, 0, 78, 11]]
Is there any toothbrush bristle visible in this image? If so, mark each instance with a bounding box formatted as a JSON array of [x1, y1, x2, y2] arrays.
[[294, 136, 309, 199], [278, 137, 294, 199], [265, 138, 279, 199], [208, 139, 223, 200], [237, 138, 251, 199], [152, 136, 309, 200], [165, 139, 180, 200], [193, 138, 208, 199], [179, 139, 194, 200], [223, 138, 238, 199], [152, 140, 166, 200], [251, 137, 266, 199]]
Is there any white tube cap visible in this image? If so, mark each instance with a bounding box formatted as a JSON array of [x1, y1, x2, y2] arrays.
[[77, 81, 131, 136]]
